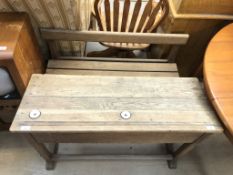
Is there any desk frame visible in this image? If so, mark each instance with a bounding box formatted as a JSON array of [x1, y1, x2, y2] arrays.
[[24, 133, 210, 170]]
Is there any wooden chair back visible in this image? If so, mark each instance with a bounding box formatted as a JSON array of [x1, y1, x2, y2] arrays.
[[93, 0, 169, 33]]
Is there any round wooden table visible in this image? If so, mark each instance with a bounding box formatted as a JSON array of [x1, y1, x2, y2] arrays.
[[204, 23, 233, 140]]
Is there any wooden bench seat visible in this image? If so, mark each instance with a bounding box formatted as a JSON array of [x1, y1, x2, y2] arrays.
[[46, 58, 179, 77]]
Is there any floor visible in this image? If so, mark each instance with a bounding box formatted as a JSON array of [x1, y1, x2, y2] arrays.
[[0, 132, 233, 175]]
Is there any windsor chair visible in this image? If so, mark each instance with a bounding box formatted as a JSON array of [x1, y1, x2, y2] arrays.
[[87, 0, 169, 57]]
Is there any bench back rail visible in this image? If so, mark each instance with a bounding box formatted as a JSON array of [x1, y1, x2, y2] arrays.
[[40, 29, 189, 62]]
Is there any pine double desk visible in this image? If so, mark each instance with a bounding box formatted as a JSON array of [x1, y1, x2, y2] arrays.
[[10, 74, 222, 170], [204, 23, 233, 142]]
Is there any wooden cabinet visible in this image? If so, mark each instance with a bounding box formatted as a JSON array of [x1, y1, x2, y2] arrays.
[[0, 13, 45, 127], [172, 0, 233, 15], [161, 0, 233, 76]]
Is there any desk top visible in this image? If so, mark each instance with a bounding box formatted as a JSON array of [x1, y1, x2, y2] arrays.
[[204, 23, 233, 136], [10, 74, 222, 133]]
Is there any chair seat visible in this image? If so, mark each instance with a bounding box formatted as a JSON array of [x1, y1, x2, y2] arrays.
[[101, 42, 150, 50], [85, 42, 148, 57], [46, 58, 179, 77], [0, 68, 15, 96]]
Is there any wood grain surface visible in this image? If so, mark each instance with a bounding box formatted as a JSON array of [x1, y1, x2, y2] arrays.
[[204, 23, 233, 136], [162, 0, 233, 77], [11, 74, 222, 135], [47, 59, 179, 77], [0, 13, 45, 95], [0, 13, 45, 125]]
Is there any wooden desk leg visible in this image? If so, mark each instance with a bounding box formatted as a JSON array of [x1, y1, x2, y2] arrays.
[[166, 134, 211, 169], [24, 134, 57, 170], [166, 143, 177, 169]]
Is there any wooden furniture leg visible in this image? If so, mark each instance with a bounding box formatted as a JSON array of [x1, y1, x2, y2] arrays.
[[0, 118, 10, 130], [166, 134, 210, 169], [24, 134, 211, 170], [24, 134, 56, 170]]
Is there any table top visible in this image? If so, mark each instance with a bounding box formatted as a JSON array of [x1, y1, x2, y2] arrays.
[[204, 23, 233, 136], [10, 74, 222, 133]]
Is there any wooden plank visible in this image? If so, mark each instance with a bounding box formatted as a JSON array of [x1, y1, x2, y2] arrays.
[[121, 0, 130, 32], [41, 29, 189, 45], [172, 134, 210, 159], [104, 0, 111, 31], [149, 0, 169, 33], [129, 0, 142, 32], [24, 134, 52, 162], [143, 0, 161, 32], [57, 56, 168, 63], [47, 60, 178, 72], [94, 0, 103, 31], [48, 41, 60, 58], [51, 154, 173, 161], [18, 97, 213, 112], [10, 74, 222, 133], [113, 0, 120, 31], [136, 0, 153, 32], [20, 75, 205, 98], [46, 69, 179, 77], [32, 132, 203, 143]]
